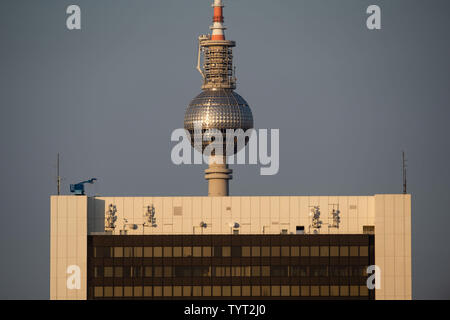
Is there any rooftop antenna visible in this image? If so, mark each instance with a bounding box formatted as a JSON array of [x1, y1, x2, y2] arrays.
[[402, 151, 407, 194], [57, 153, 61, 195]]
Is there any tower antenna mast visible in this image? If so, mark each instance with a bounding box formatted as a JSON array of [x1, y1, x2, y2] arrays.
[[402, 151, 407, 194], [57, 153, 61, 195]]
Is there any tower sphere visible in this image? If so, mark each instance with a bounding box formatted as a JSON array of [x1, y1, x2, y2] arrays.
[[184, 88, 253, 154]]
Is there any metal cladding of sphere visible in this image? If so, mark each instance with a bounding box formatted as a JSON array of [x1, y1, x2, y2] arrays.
[[184, 89, 253, 155]]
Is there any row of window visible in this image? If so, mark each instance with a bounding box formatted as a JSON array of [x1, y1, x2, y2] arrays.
[[95, 265, 368, 278], [94, 245, 369, 258], [93, 285, 369, 298]]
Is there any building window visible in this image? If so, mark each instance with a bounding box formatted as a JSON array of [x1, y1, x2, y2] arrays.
[[232, 286, 241, 296], [174, 266, 191, 277], [330, 286, 339, 297], [301, 286, 309, 297], [153, 247, 162, 257], [213, 266, 223, 277], [222, 286, 231, 296], [360, 285, 369, 296], [114, 267, 123, 277], [144, 247, 152, 257], [203, 246, 212, 257], [290, 246, 299, 257], [113, 247, 123, 258], [94, 247, 111, 258], [203, 286, 211, 297], [94, 267, 103, 278], [340, 246, 349, 257], [213, 246, 222, 257], [311, 286, 319, 297], [271, 246, 280, 257], [124, 286, 133, 297], [213, 286, 221, 297], [134, 286, 142, 297], [154, 286, 162, 297], [261, 246, 270, 257], [330, 246, 339, 257], [291, 286, 299, 296], [134, 247, 142, 257], [123, 266, 131, 277], [271, 266, 288, 277], [281, 246, 290, 257], [251, 266, 260, 277], [104, 286, 113, 297], [173, 286, 182, 297], [173, 247, 182, 257], [164, 266, 172, 277], [163, 286, 172, 297], [350, 285, 359, 296], [144, 286, 152, 297], [252, 286, 260, 296], [300, 247, 309, 256], [310, 246, 319, 257], [320, 286, 329, 297], [360, 246, 369, 257], [193, 286, 201, 297], [350, 246, 359, 257], [94, 286, 103, 297], [222, 246, 231, 257], [124, 247, 133, 257], [183, 286, 192, 297], [132, 266, 142, 277], [193, 246, 202, 257], [340, 266, 349, 277], [251, 246, 260, 257], [340, 286, 349, 296], [154, 266, 163, 277], [163, 247, 172, 257], [320, 246, 329, 257], [183, 246, 192, 257], [290, 266, 309, 277], [104, 267, 113, 277], [271, 286, 280, 296], [231, 246, 242, 257], [261, 286, 270, 296], [242, 266, 251, 277], [242, 246, 251, 257]]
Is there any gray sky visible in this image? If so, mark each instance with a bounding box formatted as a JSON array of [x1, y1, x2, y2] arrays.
[[1, 0, 449, 299]]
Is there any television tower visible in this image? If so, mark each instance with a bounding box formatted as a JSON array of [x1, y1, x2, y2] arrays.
[[184, 0, 254, 196]]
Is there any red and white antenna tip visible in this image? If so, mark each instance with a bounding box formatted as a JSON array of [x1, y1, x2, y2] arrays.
[[211, 0, 226, 40]]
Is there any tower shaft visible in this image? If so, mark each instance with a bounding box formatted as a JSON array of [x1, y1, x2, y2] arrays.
[[205, 155, 232, 196]]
